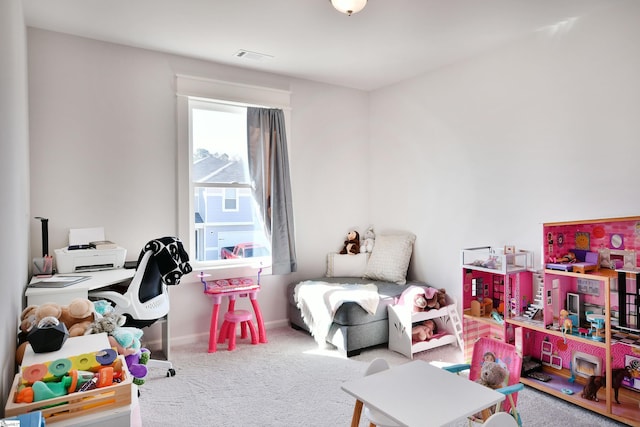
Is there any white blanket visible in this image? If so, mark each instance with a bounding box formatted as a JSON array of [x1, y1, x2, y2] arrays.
[[293, 281, 379, 346]]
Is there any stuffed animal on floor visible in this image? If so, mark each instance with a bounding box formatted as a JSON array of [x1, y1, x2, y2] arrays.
[[477, 361, 507, 390], [360, 226, 375, 253], [339, 230, 360, 255]]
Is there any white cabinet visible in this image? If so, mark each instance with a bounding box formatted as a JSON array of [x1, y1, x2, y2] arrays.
[[388, 294, 462, 359]]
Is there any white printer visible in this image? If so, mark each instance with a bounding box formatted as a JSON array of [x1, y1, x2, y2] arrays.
[[54, 226, 127, 273], [54, 246, 127, 273]]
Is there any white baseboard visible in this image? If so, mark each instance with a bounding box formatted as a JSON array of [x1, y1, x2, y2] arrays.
[[146, 318, 290, 349]]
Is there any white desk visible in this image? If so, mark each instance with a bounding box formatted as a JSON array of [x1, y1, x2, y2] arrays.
[[341, 360, 505, 427], [26, 269, 135, 306]]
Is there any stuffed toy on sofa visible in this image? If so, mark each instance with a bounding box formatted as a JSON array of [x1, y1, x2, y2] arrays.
[[339, 230, 360, 255], [360, 226, 375, 253]]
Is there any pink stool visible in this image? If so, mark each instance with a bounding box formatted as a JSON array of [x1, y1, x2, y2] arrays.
[[217, 309, 258, 351]]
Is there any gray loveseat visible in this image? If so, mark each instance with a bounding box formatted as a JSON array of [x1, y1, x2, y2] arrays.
[[287, 277, 428, 357]]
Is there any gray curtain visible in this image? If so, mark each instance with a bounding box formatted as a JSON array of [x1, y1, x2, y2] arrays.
[[247, 108, 297, 274]]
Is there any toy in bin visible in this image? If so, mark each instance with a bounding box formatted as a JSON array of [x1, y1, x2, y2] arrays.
[[15, 348, 122, 404], [27, 317, 68, 353]]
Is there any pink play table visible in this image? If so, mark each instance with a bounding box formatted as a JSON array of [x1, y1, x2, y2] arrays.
[[200, 275, 267, 353]]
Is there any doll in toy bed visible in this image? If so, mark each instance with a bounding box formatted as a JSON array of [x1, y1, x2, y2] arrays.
[[411, 319, 438, 343]]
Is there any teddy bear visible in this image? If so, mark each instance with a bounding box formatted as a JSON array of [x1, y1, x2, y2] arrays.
[[27, 299, 95, 338], [339, 230, 360, 255], [360, 226, 375, 253], [425, 287, 448, 310], [16, 299, 96, 364], [477, 361, 507, 390], [59, 298, 95, 337]]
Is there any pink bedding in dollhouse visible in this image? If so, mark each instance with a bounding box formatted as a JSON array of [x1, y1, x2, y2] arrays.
[[293, 281, 379, 346]]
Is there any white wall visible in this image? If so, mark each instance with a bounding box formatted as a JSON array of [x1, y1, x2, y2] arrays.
[[368, 1, 640, 308], [27, 29, 369, 346], [0, 0, 30, 412], [25, 0, 640, 351]]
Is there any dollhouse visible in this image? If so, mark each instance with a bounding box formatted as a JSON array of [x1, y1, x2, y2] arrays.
[[505, 216, 640, 426]]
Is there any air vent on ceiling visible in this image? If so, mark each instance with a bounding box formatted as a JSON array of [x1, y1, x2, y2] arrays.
[[234, 49, 274, 61]]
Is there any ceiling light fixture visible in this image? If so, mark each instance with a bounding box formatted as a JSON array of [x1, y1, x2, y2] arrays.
[[330, 0, 367, 16]]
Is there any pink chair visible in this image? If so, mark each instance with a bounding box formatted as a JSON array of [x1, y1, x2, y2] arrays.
[[217, 309, 258, 351]]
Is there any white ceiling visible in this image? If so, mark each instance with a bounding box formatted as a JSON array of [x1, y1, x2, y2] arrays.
[[22, 0, 614, 91]]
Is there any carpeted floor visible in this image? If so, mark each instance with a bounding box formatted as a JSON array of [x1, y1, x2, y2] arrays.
[[138, 326, 628, 426]]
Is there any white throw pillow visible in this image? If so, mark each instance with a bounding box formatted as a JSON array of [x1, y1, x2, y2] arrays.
[[326, 253, 370, 277], [363, 233, 416, 284]]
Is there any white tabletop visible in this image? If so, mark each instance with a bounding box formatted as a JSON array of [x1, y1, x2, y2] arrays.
[[341, 360, 504, 427], [586, 313, 604, 320], [26, 269, 135, 305]]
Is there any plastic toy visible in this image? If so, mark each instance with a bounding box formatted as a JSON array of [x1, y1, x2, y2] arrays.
[[559, 309, 572, 340], [126, 348, 150, 385], [581, 375, 604, 401]]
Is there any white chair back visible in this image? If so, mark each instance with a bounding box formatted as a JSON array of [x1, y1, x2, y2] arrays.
[[483, 412, 519, 427], [366, 358, 391, 376], [363, 359, 400, 427]]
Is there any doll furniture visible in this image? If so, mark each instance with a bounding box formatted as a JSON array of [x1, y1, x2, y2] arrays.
[[443, 337, 524, 425], [545, 248, 599, 273], [387, 290, 462, 359]]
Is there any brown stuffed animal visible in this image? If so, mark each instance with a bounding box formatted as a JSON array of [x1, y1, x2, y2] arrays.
[[424, 287, 448, 310], [19, 305, 39, 335], [477, 361, 507, 389], [60, 298, 95, 337], [339, 230, 360, 255]]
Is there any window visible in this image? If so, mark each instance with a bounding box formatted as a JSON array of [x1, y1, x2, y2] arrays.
[[189, 99, 269, 262], [223, 189, 238, 211], [176, 75, 291, 269]]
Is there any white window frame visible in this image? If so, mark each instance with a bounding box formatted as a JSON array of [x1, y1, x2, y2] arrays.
[[176, 75, 291, 276]]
